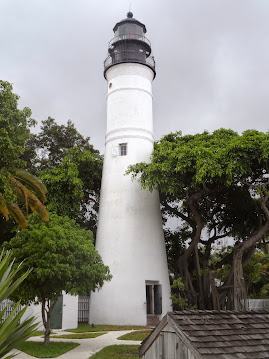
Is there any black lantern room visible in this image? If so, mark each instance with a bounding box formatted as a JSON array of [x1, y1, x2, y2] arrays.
[[104, 12, 156, 78]]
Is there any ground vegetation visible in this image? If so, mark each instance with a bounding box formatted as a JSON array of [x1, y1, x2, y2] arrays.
[[16, 341, 79, 358], [0, 250, 38, 358], [89, 345, 139, 359]]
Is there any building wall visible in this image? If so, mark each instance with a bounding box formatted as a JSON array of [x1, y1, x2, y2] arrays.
[[21, 293, 78, 331], [22, 303, 44, 330], [90, 63, 172, 325], [142, 324, 197, 359]]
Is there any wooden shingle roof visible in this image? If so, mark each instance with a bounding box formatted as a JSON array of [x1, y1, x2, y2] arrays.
[[170, 310, 269, 358]]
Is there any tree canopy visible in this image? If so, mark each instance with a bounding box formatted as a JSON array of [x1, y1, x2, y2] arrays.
[[0, 80, 34, 201], [0, 81, 34, 194], [128, 129, 269, 310], [24, 118, 103, 233], [24, 117, 99, 173], [4, 212, 111, 344], [0, 81, 48, 229]]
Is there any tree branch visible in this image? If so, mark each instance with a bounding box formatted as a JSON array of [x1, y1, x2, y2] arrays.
[[177, 190, 206, 265], [260, 193, 269, 220], [162, 201, 196, 229], [200, 230, 232, 246]]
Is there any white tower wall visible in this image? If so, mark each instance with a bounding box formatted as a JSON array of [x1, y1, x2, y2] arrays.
[[90, 63, 172, 325]]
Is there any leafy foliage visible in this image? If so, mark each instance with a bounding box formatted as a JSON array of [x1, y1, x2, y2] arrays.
[[24, 117, 98, 172], [0, 250, 38, 359], [128, 129, 269, 310], [0, 81, 48, 230], [0, 80, 35, 202], [0, 170, 48, 229], [170, 278, 196, 310], [4, 213, 111, 344], [24, 118, 103, 233], [243, 250, 269, 298]]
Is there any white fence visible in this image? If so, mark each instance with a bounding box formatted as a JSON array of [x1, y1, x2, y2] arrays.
[[0, 299, 22, 323], [78, 295, 90, 323], [247, 299, 269, 310]]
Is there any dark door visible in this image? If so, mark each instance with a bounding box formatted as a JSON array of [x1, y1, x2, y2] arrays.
[[50, 295, 63, 329], [154, 285, 162, 315]]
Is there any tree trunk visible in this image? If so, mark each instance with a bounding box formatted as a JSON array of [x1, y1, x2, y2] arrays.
[[202, 241, 214, 309], [194, 245, 205, 308], [41, 300, 51, 345], [177, 191, 206, 308], [209, 270, 220, 310], [232, 220, 269, 310], [179, 260, 197, 307], [233, 247, 247, 310], [41, 297, 58, 345], [44, 312, 51, 346]]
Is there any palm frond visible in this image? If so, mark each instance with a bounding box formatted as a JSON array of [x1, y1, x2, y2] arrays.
[[0, 194, 9, 220], [9, 177, 29, 215], [28, 196, 49, 222], [0, 251, 38, 358], [6, 204, 27, 229], [1, 170, 49, 227], [15, 170, 47, 203]]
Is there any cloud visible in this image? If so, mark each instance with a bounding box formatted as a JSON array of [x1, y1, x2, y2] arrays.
[[0, 0, 268, 152]]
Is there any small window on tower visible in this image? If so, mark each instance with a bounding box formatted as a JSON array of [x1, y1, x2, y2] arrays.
[[119, 143, 127, 156]]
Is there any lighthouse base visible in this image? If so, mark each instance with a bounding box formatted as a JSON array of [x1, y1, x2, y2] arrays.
[[89, 184, 172, 326], [90, 278, 172, 326]]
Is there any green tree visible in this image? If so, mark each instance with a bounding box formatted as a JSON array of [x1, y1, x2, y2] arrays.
[[4, 213, 111, 345], [0, 81, 48, 230], [24, 117, 99, 172], [0, 250, 38, 358], [128, 129, 269, 310], [24, 118, 103, 233], [242, 250, 269, 298], [40, 158, 83, 219], [0, 80, 34, 200]]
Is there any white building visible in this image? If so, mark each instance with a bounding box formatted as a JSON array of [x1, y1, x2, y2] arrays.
[[90, 12, 172, 326]]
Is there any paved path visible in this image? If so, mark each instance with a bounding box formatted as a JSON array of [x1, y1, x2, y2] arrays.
[[12, 330, 143, 359]]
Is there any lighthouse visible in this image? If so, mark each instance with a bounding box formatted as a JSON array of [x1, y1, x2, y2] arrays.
[[90, 12, 172, 325]]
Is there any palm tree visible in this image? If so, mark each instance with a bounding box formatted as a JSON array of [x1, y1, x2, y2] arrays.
[[0, 170, 48, 228]]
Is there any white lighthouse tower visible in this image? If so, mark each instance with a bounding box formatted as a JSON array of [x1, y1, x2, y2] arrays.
[[90, 12, 172, 326]]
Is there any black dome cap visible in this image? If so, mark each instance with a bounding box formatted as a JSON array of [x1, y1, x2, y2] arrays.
[[113, 13, 147, 33]]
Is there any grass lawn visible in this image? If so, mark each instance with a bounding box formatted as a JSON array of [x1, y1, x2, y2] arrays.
[[90, 345, 139, 359], [31, 330, 55, 336], [51, 332, 105, 339], [66, 324, 148, 333], [16, 341, 79, 358], [117, 330, 151, 341]]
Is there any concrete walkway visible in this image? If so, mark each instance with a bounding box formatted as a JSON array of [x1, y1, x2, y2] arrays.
[[12, 330, 143, 359]]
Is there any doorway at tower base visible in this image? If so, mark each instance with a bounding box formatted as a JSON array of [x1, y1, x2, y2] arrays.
[[146, 281, 162, 326], [89, 278, 171, 326]]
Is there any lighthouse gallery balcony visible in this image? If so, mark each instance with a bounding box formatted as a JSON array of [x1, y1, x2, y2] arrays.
[[104, 33, 155, 75]]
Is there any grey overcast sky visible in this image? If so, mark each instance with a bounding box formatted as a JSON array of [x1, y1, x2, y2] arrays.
[[1, 0, 269, 153]]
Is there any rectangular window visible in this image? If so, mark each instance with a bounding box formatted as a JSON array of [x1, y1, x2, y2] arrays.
[[119, 143, 127, 156]]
